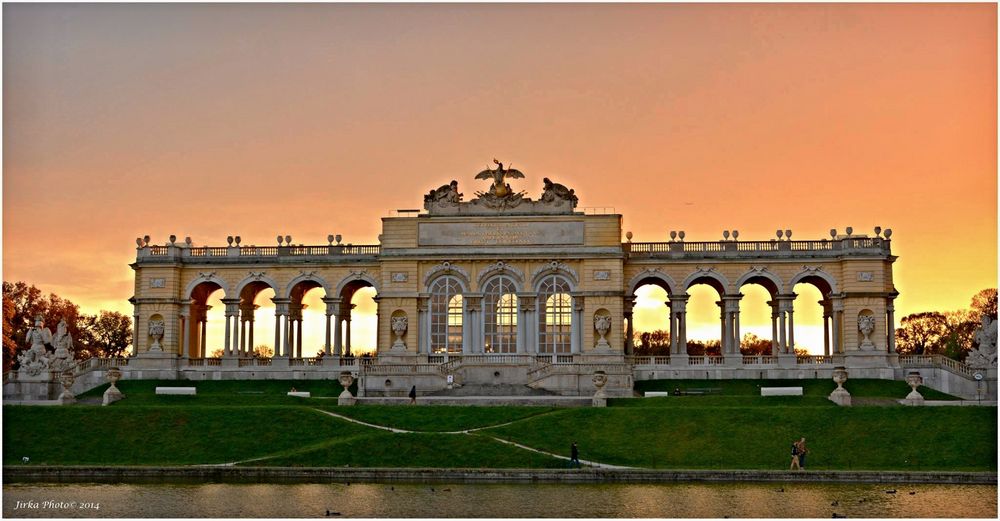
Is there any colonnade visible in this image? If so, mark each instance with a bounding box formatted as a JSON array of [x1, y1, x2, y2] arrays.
[[624, 290, 897, 357], [179, 293, 363, 359]]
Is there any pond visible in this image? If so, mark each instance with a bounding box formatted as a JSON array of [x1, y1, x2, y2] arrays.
[[3, 481, 996, 518]]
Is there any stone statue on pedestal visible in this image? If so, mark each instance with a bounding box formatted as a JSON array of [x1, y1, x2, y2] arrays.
[[966, 315, 997, 369], [49, 319, 76, 372], [858, 315, 876, 350], [18, 315, 52, 377]]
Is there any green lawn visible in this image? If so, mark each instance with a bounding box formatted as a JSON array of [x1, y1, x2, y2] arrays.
[[485, 406, 996, 471], [323, 405, 558, 432], [4, 378, 993, 471]]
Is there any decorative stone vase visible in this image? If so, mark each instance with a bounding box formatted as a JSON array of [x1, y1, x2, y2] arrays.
[[391, 316, 408, 350], [594, 315, 612, 350], [58, 370, 76, 405], [592, 370, 608, 408], [102, 367, 125, 406], [857, 315, 876, 350], [338, 371, 356, 406], [904, 371, 924, 404], [828, 366, 852, 406], [149, 320, 165, 352]]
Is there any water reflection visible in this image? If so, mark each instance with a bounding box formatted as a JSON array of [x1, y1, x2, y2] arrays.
[[3, 482, 996, 518]]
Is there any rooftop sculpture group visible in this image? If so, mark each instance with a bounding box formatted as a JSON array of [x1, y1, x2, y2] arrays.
[[424, 159, 578, 215]]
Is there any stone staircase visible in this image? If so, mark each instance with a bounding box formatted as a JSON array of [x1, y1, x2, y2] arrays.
[[428, 383, 557, 397]]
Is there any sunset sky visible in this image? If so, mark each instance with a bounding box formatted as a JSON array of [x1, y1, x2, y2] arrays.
[[3, 3, 996, 354]]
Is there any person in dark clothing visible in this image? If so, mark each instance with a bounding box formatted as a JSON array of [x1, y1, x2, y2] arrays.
[[796, 437, 808, 469], [408, 385, 417, 405], [569, 441, 581, 468]]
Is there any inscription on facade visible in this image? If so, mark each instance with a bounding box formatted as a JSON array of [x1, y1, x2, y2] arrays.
[[418, 221, 585, 246], [594, 270, 611, 281], [857, 272, 874, 282], [150, 278, 165, 288], [391, 272, 408, 283]]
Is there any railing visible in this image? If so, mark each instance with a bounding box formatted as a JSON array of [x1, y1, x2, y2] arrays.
[[899, 354, 975, 378], [625, 237, 890, 259], [137, 244, 381, 262], [189, 247, 230, 257], [364, 364, 445, 375]]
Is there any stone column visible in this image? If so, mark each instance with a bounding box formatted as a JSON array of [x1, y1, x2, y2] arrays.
[[222, 298, 241, 358], [464, 295, 482, 354], [667, 300, 677, 354], [672, 295, 689, 358], [323, 297, 340, 356], [518, 294, 537, 355], [248, 316, 254, 355], [345, 315, 353, 356], [623, 298, 635, 356], [571, 295, 584, 354], [180, 303, 191, 358], [776, 294, 796, 355], [200, 314, 208, 358], [272, 298, 290, 358], [886, 301, 896, 354], [821, 300, 832, 357], [717, 301, 729, 354], [416, 296, 429, 355], [831, 297, 844, 354], [768, 300, 779, 355]]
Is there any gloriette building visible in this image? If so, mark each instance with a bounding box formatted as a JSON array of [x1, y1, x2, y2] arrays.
[[120, 162, 973, 400]]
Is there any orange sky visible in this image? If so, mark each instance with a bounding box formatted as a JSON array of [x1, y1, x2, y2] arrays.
[[3, 3, 996, 354]]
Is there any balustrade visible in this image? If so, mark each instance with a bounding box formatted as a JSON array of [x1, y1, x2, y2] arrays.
[[625, 236, 889, 259]]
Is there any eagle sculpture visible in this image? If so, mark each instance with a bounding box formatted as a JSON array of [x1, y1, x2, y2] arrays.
[[475, 158, 525, 198]]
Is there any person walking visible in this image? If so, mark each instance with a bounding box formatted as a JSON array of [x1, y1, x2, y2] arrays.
[[569, 441, 581, 469], [789, 439, 801, 470], [408, 385, 417, 405], [796, 437, 808, 470]]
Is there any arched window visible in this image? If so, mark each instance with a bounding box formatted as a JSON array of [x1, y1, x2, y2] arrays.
[[430, 276, 463, 353], [483, 276, 518, 353], [538, 274, 572, 353]]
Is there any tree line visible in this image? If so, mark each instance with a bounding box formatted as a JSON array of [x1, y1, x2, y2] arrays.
[[2, 281, 133, 371], [894, 288, 996, 359], [633, 288, 997, 361]]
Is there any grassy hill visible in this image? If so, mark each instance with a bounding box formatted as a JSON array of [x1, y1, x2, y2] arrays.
[[3, 379, 995, 471]]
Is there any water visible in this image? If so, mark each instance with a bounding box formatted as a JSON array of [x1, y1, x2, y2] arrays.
[[3, 482, 996, 518]]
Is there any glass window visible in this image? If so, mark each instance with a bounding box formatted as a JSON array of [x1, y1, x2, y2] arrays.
[[430, 276, 463, 353], [483, 276, 518, 353], [538, 274, 572, 353]]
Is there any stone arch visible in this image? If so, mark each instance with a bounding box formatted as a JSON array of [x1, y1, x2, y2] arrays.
[[336, 271, 381, 298], [789, 267, 838, 296], [423, 262, 471, 292], [184, 274, 230, 300], [531, 261, 579, 290], [286, 272, 332, 300], [682, 269, 730, 295], [235, 273, 280, 299], [477, 261, 525, 290], [735, 269, 784, 296], [628, 268, 678, 297]]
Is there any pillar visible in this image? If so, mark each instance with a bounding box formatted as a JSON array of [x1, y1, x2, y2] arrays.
[[180, 303, 191, 358], [667, 300, 677, 354], [831, 297, 844, 354], [345, 303, 355, 356], [768, 301, 779, 355], [571, 295, 584, 354], [324, 298, 340, 356], [518, 295, 536, 355], [624, 298, 635, 355], [886, 300, 896, 354], [672, 295, 689, 355], [272, 298, 290, 358], [821, 300, 832, 357], [222, 298, 241, 358]]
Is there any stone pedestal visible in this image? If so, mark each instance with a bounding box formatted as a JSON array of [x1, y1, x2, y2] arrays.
[[337, 372, 357, 406], [591, 371, 608, 408], [777, 354, 797, 369], [671, 353, 689, 366], [130, 351, 179, 370], [102, 367, 125, 406], [828, 366, 852, 406], [901, 371, 925, 406]]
